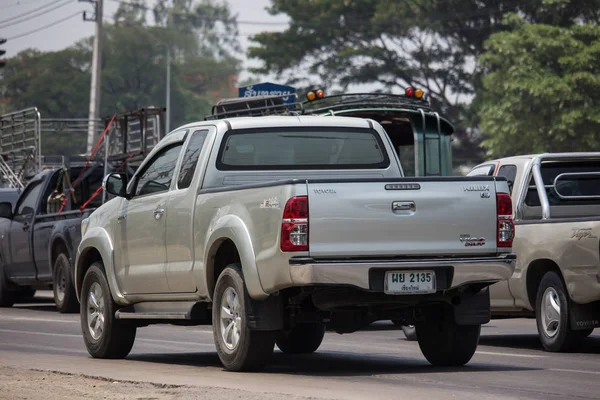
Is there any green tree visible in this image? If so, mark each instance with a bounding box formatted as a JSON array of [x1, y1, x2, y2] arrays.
[[476, 15, 600, 158], [248, 0, 600, 164]]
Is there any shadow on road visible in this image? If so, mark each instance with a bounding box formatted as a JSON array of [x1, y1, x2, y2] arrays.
[[479, 334, 600, 354], [127, 349, 540, 376]]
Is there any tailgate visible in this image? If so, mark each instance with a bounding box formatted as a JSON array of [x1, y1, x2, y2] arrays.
[[307, 179, 499, 257]]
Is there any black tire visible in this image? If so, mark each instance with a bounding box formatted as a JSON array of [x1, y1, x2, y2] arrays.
[[80, 263, 136, 359], [53, 252, 79, 313], [212, 263, 275, 371], [402, 324, 418, 341], [535, 271, 581, 352], [276, 322, 325, 354], [18, 287, 36, 299], [416, 307, 480, 367], [0, 259, 15, 308]]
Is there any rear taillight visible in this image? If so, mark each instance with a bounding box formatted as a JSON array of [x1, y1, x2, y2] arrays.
[[496, 193, 514, 248], [281, 196, 309, 252]]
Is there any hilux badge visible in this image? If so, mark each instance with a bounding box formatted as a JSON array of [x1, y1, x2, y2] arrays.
[[463, 185, 490, 192]]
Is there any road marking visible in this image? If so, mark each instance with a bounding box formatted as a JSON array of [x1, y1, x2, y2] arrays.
[[0, 329, 80, 338], [13, 316, 78, 324], [476, 351, 546, 358], [0, 329, 214, 348], [0, 315, 78, 324], [550, 368, 600, 376]]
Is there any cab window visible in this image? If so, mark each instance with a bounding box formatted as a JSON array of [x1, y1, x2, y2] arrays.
[[134, 144, 183, 197]]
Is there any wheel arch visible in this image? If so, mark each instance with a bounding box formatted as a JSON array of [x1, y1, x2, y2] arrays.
[[203, 215, 267, 301], [74, 227, 122, 304], [526, 258, 564, 310]]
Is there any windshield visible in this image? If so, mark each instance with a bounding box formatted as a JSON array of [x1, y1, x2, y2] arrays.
[[217, 127, 389, 170]]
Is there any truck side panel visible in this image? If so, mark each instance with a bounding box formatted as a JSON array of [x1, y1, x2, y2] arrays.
[[195, 183, 303, 299]]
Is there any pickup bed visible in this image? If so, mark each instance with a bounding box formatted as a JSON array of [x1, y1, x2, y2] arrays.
[[0, 164, 107, 312], [468, 153, 600, 352], [75, 115, 516, 371]]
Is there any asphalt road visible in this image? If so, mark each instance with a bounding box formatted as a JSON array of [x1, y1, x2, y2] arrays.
[[1, 291, 600, 399]]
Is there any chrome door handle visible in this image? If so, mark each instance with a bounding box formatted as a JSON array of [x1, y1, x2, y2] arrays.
[[153, 208, 165, 219], [392, 201, 416, 212]]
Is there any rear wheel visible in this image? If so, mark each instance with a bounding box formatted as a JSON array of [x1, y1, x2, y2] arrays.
[[276, 322, 325, 354], [81, 263, 136, 359], [0, 260, 15, 308], [416, 307, 480, 367], [212, 264, 275, 371], [53, 252, 78, 313], [535, 271, 582, 352]]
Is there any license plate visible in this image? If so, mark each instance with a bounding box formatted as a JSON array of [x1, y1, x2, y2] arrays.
[[384, 270, 436, 295]]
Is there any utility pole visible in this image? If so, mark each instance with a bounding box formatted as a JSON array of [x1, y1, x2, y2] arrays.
[[80, 0, 103, 154], [166, 47, 171, 134]]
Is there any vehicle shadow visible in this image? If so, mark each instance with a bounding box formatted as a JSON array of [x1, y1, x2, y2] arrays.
[[479, 333, 600, 354], [13, 295, 59, 312], [126, 349, 540, 377]]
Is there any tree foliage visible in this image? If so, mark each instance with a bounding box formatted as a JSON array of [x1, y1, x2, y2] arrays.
[[0, 0, 241, 156], [476, 15, 600, 158], [248, 0, 600, 163]]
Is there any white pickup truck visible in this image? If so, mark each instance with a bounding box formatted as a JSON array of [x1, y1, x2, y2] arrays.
[[468, 153, 600, 352], [75, 115, 516, 371]]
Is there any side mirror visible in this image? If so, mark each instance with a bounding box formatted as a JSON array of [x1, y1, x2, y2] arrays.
[[103, 173, 128, 199], [0, 202, 13, 219]]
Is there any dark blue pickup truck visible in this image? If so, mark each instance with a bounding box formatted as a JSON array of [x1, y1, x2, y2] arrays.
[[0, 163, 110, 312]]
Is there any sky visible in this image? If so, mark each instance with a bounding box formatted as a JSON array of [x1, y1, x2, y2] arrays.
[[0, 0, 290, 83]]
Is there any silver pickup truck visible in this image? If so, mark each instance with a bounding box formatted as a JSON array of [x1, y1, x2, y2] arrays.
[[468, 153, 600, 352], [75, 115, 516, 371]]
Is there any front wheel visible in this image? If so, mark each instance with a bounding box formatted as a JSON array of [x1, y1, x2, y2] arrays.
[[53, 252, 78, 313], [276, 322, 325, 354], [416, 307, 480, 367], [212, 264, 275, 371], [80, 263, 136, 359], [535, 271, 582, 352]]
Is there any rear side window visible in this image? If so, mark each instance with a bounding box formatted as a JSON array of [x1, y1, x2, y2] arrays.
[[497, 165, 517, 195], [217, 127, 389, 170], [467, 164, 495, 177], [525, 161, 600, 207], [177, 130, 209, 189]]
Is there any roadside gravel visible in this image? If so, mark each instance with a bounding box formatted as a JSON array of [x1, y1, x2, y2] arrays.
[[0, 367, 322, 400]]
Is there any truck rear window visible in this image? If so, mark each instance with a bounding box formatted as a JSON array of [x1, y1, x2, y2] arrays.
[[525, 161, 600, 207], [217, 127, 389, 170]]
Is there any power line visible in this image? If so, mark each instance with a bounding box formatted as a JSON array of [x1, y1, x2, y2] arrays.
[[5, 0, 47, 10], [6, 11, 82, 41], [0, 0, 75, 28]]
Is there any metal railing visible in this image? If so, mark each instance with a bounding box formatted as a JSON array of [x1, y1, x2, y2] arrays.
[[0, 107, 41, 188]]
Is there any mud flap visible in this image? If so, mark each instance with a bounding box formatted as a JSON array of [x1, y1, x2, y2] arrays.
[[246, 293, 284, 331], [569, 300, 600, 330], [453, 287, 491, 325]]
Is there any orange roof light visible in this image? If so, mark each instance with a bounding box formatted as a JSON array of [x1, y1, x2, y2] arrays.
[[306, 91, 316, 101], [415, 89, 424, 99]]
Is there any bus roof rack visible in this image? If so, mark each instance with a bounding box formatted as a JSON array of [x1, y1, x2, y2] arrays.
[[302, 93, 433, 115], [205, 93, 303, 120]]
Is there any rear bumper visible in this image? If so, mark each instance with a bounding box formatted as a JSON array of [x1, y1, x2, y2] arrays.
[[289, 254, 516, 292]]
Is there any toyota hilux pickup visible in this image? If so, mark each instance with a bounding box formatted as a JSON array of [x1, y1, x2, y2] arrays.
[[75, 115, 516, 371], [467, 153, 600, 352]]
